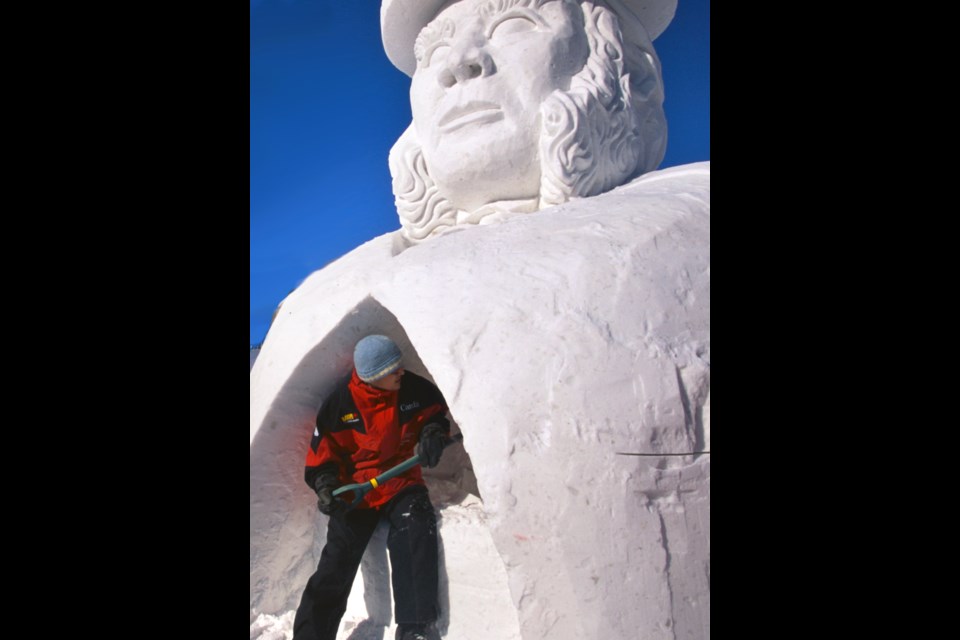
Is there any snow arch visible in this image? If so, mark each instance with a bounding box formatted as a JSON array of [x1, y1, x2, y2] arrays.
[[252, 163, 710, 640], [250, 295, 484, 622]]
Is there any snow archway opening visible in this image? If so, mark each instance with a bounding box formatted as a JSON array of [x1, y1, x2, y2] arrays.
[[251, 295, 518, 639]]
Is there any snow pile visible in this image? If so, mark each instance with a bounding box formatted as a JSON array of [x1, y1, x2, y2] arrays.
[[251, 611, 294, 640], [251, 162, 710, 639]]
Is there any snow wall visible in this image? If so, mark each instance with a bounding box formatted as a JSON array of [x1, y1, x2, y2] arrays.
[[251, 162, 710, 639]]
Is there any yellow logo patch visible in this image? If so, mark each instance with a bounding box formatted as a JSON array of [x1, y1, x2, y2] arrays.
[[341, 413, 358, 423]]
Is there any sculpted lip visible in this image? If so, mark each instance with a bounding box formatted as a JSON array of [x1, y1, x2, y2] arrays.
[[438, 101, 503, 132]]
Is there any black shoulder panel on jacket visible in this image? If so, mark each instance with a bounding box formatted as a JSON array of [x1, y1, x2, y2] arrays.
[[398, 371, 448, 424], [316, 376, 366, 435], [409, 371, 448, 400]]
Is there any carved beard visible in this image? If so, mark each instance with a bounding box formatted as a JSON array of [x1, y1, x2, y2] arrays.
[[390, 1, 666, 245]]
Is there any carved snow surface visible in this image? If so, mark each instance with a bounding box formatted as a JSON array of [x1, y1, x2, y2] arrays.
[[251, 162, 710, 640]]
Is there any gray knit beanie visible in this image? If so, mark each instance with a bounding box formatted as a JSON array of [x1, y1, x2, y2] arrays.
[[353, 335, 403, 382]]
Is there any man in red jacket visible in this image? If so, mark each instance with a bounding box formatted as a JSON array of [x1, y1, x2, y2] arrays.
[[293, 335, 451, 640]]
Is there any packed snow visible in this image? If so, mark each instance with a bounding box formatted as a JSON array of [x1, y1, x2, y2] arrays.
[[251, 163, 710, 639]]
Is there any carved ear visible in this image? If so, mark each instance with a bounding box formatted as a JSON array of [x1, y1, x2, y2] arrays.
[[624, 44, 668, 174], [625, 46, 663, 104]]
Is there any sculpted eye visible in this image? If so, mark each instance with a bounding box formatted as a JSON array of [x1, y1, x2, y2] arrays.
[[428, 44, 450, 67], [415, 17, 455, 68], [489, 14, 537, 39]]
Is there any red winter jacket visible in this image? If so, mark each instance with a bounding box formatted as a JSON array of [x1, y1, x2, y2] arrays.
[[304, 369, 449, 509]]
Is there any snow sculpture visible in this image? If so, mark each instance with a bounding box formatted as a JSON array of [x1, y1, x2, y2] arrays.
[[385, 0, 673, 244], [251, 2, 709, 639]]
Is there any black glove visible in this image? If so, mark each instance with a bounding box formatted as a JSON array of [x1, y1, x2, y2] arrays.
[[416, 422, 447, 469], [313, 473, 343, 516]]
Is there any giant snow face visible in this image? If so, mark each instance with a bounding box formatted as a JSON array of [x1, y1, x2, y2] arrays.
[[387, 0, 671, 245], [250, 163, 710, 640], [408, 0, 589, 212]]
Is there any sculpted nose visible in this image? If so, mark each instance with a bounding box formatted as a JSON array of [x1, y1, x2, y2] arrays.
[[454, 58, 483, 82], [438, 39, 492, 88]]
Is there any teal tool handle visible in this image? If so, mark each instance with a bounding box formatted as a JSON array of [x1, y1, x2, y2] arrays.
[[331, 432, 464, 509]]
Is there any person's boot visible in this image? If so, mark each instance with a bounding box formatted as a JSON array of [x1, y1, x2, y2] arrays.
[[395, 623, 430, 640]]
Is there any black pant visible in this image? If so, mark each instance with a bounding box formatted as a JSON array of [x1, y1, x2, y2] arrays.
[[292, 485, 439, 640]]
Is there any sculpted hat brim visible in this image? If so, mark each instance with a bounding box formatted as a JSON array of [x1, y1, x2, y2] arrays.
[[380, 0, 678, 77]]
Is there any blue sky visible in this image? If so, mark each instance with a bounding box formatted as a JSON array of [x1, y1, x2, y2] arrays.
[[250, 0, 709, 346]]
